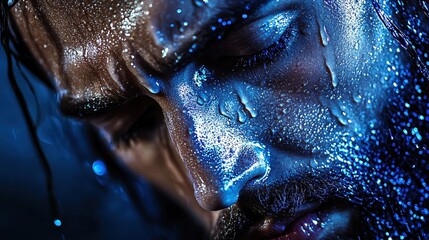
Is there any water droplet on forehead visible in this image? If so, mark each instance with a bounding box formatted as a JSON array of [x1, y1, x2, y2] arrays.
[[196, 92, 209, 105]]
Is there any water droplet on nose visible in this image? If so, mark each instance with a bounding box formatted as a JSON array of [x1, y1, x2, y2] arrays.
[[147, 78, 161, 94], [193, 0, 209, 7], [197, 92, 209, 105], [237, 109, 247, 123], [219, 102, 233, 119]]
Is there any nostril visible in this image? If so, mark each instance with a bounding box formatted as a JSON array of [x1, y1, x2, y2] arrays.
[[234, 143, 269, 180], [193, 142, 270, 211]]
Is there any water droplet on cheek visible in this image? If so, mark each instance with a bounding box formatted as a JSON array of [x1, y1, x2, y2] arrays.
[[236, 87, 258, 119], [319, 24, 330, 47], [317, 16, 338, 88], [193, 0, 209, 7], [328, 103, 350, 126], [326, 60, 338, 88], [353, 92, 363, 103], [219, 102, 233, 119]]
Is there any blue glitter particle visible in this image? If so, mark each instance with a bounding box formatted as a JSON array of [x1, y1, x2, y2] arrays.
[[53, 219, 62, 227]]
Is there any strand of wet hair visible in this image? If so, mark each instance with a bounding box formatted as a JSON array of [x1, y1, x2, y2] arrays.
[[1, 1, 65, 238]]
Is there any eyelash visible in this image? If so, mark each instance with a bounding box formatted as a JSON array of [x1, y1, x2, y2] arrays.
[[216, 25, 298, 71], [112, 105, 164, 147]]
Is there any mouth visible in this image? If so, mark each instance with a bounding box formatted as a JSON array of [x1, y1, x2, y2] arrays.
[[241, 201, 358, 240]]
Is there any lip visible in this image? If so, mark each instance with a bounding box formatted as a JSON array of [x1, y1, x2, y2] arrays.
[[242, 201, 356, 240]]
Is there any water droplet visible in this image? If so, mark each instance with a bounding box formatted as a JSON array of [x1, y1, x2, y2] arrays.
[[236, 87, 257, 118], [219, 102, 232, 119], [193, 0, 209, 7], [196, 92, 209, 105], [319, 24, 330, 47], [353, 92, 363, 103], [197, 97, 204, 105], [237, 110, 247, 123], [325, 58, 338, 88], [329, 104, 349, 126], [146, 77, 161, 94]]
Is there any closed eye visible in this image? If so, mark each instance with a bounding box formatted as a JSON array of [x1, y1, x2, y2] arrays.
[[206, 12, 299, 70]]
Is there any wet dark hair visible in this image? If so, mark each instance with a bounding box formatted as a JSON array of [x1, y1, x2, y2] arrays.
[[1, 0, 62, 228]]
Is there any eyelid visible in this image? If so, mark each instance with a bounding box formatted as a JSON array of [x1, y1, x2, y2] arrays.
[[216, 12, 297, 57]]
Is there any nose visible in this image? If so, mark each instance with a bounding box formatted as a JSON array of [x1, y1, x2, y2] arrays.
[[158, 65, 270, 210], [189, 142, 269, 210]]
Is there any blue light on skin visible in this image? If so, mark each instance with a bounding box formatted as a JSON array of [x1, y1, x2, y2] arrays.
[[53, 219, 62, 227], [92, 160, 107, 176]]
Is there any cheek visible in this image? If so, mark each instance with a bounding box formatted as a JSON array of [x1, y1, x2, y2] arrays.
[[258, 92, 339, 153]]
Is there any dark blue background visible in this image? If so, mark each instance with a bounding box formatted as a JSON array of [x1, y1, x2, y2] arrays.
[[0, 48, 206, 239]]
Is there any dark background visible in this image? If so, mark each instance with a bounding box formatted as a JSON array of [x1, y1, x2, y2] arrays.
[[0, 48, 206, 239]]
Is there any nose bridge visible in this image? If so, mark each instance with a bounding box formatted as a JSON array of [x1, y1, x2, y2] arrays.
[[162, 81, 270, 210]]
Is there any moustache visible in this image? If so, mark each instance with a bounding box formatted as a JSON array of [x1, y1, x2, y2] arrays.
[[211, 171, 347, 240]]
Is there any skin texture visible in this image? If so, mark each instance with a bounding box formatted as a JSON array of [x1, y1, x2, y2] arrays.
[[10, 0, 428, 238]]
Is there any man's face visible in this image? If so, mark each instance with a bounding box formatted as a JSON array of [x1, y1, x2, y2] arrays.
[[11, 0, 419, 238]]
